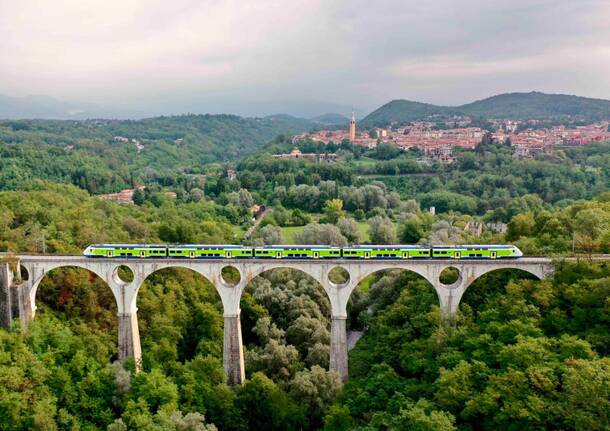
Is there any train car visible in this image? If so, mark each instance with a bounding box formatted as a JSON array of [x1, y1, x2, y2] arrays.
[[83, 244, 167, 258], [342, 246, 431, 259], [431, 245, 522, 259], [168, 245, 253, 259], [254, 245, 342, 259], [84, 244, 523, 260]]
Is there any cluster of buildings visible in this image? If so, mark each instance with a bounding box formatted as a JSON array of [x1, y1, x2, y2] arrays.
[[271, 148, 338, 162], [492, 122, 610, 157], [113, 136, 144, 153], [293, 115, 610, 162]]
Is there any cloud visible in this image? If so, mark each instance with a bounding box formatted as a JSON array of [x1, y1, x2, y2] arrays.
[[0, 0, 609, 116]]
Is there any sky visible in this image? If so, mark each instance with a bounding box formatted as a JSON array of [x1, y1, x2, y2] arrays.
[[1, 0, 609, 117]]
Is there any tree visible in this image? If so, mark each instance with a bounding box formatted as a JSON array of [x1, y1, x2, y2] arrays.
[[574, 207, 609, 256], [294, 223, 348, 247], [427, 220, 461, 244], [132, 188, 145, 205], [368, 216, 396, 244], [189, 188, 205, 202], [400, 217, 423, 243], [234, 373, 305, 431], [507, 212, 536, 241], [322, 199, 345, 224], [289, 366, 342, 428], [337, 217, 361, 245], [254, 225, 285, 245]]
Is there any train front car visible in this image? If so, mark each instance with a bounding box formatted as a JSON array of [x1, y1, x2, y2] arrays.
[[83, 245, 98, 257], [507, 245, 523, 258], [480, 244, 524, 259]]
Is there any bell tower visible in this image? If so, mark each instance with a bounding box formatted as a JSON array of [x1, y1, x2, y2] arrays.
[[349, 111, 356, 142]]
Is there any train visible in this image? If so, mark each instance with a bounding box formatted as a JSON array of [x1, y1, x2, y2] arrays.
[[83, 244, 523, 259]]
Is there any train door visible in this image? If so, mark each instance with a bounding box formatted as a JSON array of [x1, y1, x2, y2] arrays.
[[189, 250, 195, 259], [491, 251, 497, 259], [276, 251, 282, 259], [107, 250, 113, 257], [364, 251, 370, 259], [140, 250, 146, 258], [454, 251, 461, 259], [225, 251, 232, 259], [402, 251, 409, 259], [313, 251, 320, 259]]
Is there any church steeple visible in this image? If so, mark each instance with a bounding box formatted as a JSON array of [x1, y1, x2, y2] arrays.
[[349, 111, 356, 142]]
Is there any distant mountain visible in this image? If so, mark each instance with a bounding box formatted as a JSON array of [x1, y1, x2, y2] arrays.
[[360, 100, 455, 127], [0, 94, 142, 120], [311, 113, 350, 125], [459, 92, 610, 119], [360, 91, 610, 127]]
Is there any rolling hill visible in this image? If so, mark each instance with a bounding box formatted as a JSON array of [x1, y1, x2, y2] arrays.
[[360, 91, 610, 127]]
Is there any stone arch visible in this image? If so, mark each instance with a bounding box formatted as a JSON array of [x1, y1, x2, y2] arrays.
[[327, 263, 441, 319], [241, 264, 331, 325], [240, 265, 332, 374], [24, 262, 112, 318], [344, 264, 442, 330], [457, 265, 545, 313], [472, 263, 548, 283], [134, 265, 225, 365]]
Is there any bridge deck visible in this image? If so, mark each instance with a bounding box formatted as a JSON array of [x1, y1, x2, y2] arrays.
[[15, 255, 554, 265]]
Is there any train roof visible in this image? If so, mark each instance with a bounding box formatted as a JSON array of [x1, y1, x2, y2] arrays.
[[432, 244, 517, 249], [89, 244, 166, 248], [253, 245, 341, 249]]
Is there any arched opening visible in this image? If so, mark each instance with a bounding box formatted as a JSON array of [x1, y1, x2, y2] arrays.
[[240, 267, 331, 380], [346, 267, 441, 380], [34, 266, 118, 361], [113, 265, 134, 284], [439, 266, 460, 285], [136, 267, 224, 370], [328, 266, 350, 286], [220, 265, 241, 287], [459, 268, 541, 317], [19, 264, 29, 282]]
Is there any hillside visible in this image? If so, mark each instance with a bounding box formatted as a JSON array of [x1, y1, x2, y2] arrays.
[[0, 114, 314, 193], [361, 91, 610, 126], [360, 100, 455, 127], [460, 91, 610, 119]]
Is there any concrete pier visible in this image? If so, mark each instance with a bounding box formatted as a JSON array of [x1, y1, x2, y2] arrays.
[[118, 312, 142, 370], [223, 314, 245, 385], [329, 316, 348, 381], [0, 263, 13, 328]]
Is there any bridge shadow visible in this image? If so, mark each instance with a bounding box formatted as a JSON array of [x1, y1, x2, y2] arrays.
[[136, 267, 224, 370], [240, 267, 331, 379]]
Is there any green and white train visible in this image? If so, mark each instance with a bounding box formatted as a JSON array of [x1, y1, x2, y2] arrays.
[[83, 244, 523, 259]]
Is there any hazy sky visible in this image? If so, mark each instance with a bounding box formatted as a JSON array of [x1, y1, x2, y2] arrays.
[[1, 0, 609, 117]]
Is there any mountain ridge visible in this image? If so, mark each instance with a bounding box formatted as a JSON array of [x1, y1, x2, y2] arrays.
[[361, 91, 610, 127]]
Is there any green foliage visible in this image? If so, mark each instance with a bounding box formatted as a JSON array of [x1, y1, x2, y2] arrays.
[[333, 261, 610, 430], [0, 114, 313, 193]]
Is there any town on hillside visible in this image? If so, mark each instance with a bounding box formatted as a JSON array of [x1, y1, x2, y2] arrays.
[[292, 113, 610, 163]]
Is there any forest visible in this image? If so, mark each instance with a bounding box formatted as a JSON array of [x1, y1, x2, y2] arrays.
[[0, 122, 609, 430]]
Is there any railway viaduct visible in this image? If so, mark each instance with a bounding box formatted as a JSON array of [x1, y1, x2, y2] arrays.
[[1, 256, 554, 384]]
